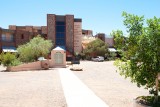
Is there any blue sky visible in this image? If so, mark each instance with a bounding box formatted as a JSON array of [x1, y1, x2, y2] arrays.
[[0, 0, 160, 35]]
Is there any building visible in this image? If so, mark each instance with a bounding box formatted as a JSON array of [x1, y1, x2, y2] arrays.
[[0, 14, 82, 58], [82, 29, 93, 36], [105, 35, 114, 48], [95, 33, 105, 42], [95, 33, 114, 48]]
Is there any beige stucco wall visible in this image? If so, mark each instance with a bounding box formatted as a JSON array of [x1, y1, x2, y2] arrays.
[[7, 48, 67, 71], [51, 49, 66, 68], [74, 22, 82, 53], [7, 61, 42, 72]]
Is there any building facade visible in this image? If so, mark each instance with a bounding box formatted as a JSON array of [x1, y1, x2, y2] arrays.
[[95, 33, 114, 48], [0, 14, 82, 57]]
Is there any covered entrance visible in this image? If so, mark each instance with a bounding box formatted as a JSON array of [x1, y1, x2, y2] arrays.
[[54, 52, 63, 64], [51, 47, 66, 67]]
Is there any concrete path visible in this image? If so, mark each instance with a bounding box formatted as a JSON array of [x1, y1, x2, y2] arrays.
[[59, 68, 109, 107]]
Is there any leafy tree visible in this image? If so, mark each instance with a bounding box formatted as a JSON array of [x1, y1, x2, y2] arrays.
[[83, 39, 108, 58], [114, 12, 160, 104], [111, 30, 126, 59], [111, 30, 125, 51], [17, 36, 53, 62], [122, 11, 144, 59]]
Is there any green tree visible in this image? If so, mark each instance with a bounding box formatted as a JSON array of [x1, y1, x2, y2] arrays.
[[83, 39, 108, 58], [114, 12, 160, 105], [111, 30, 125, 51], [111, 30, 126, 59], [17, 36, 53, 62]]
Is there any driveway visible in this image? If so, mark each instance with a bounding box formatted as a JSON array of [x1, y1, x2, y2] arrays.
[[73, 61, 148, 107], [0, 61, 148, 107]]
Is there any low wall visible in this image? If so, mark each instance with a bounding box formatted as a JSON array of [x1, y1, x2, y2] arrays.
[[7, 59, 66, 72], [7, 61, 42, 72]]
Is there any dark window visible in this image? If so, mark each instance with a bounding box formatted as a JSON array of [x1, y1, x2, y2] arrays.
[[21, 34, 24, 39], [56, 21, 65, 25], [56, 21, 66, 47], [56, 32, 65, 38], [56, 39, 65, 45], [56, 26, 65, 32]]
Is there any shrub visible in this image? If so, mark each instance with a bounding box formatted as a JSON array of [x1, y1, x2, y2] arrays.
[[0, 52, 20, 66], [17, 36, 53, 62], [83, 38, 109, 58]]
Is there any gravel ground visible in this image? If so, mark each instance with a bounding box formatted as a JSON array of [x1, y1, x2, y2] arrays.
[[73, 61, 149, 107], [0, 68, 67, 107], [0, 61, 149, 107]]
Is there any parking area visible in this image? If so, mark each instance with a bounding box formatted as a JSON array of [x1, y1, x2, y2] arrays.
[[0, 61, 148, 107], [73, 61, 148, 107]]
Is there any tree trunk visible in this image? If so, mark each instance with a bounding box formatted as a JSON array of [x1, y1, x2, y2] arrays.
[[154, 77, 159, 104]]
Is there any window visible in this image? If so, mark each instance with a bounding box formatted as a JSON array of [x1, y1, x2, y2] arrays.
[[56, 21, 66, 47], [56, 21, 65, 25], [1, 34, 14, 42], [21, 34, 24, 39], [56, 26, 65, 32], [56, 39, 65, 45], [56, 32, 65, 38], [10, 35, 13, 41], [2, 34, 6, 41]]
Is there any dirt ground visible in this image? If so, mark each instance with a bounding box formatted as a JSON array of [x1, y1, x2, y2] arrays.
[[0, 68, 67, 107]]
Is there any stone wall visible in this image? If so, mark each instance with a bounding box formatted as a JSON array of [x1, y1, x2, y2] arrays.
[[26, 26, 33, 32], [47, 14, 55, 45], [15, 30, 30, 47], [66, 15, 74, 53], [9, 25, 16, 30], [41, 26, 47, 34], [7, 61, 42, 72], [74, 22, 82, 53]]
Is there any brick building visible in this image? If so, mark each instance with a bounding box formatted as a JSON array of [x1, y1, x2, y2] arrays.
[[95, 33, 114, 48], [95, 33, 105, 42], [82, 29, 93, 36], [0, 14, 82, 58]]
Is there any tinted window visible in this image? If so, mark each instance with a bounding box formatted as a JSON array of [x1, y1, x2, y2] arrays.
[[56, 39, 65, 45], [56, 33, 65, 38], [56, 26, 65, 32], [56, 21, 65, 25]]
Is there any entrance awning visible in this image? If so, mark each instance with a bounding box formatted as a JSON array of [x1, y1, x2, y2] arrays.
[[2, 46, 17, 52]]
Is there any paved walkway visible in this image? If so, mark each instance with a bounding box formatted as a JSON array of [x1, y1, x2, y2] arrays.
[[59, 68, 109, 107]]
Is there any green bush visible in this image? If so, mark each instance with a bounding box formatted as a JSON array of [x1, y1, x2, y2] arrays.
[[17, 36, 53, 62], [0, 52, 21, 66], [83, 39, 108, 57], [108, 52, 117, 60], [11, 59, 22, 66]]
